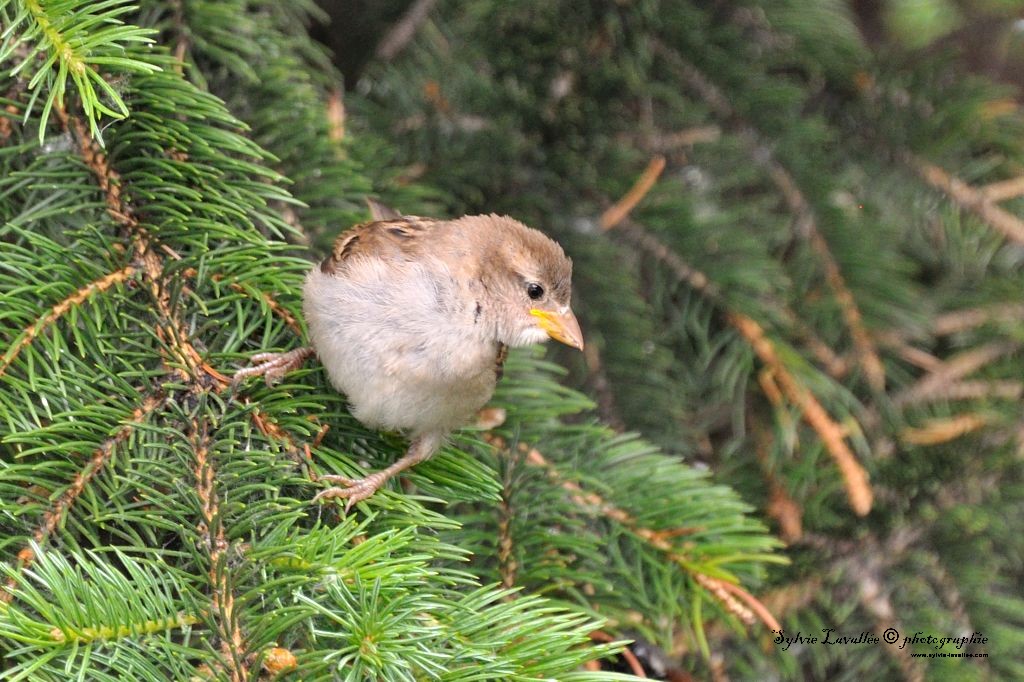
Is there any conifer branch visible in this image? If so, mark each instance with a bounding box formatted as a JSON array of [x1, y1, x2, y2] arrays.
[[932, 303, 1024, 335], [614, 218, 872, 515], [497, 458, 518, 591], [753, 421, 803, 542], [600, 155, 666, 231], [694, 573, 781, 631], [730, 313, 873, 516], [654, 42, 887, 392], [901, 413, 992, 446], [49, 612, 200, 643], [375, 0, 439, 62], [980, 175, 1024, 202], [2, 391, 166, 603], [326, 88, 345, 143], [517, 442, 780, 631], [190, 421, 249, 682], [892, 341, 1020, 407], [228, 282, 304, 336], [247, 404, 317, 479], [522, 444, 699, 555], [589, 630, 648, 677], [0, 264, 136, 378], [909, 155, 1024, 245], [59, 108, 228, 389]]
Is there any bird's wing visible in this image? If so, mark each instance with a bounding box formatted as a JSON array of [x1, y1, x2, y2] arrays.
[[320, 216, 443, 275]]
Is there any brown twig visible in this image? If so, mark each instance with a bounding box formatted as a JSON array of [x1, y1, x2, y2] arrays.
[[497, 478, 518, 591], [752, 419, 803, 542], [2, 391, 166, 603], [615, 219, 722, 300], [893, 341, 1019, 407], [901, 414, 992, 446], [730, 313, 873, 516], [601, 156, 666, 231], [695, 573, 781, 632], [589, 630, 647, 677], [229, 282, 303, 336], [375, 0, 438, 61], [909, 155, 1024, 246], [326, 89, 345, 143], [979, 175, 1024, 202], [248, 405, 316, 480], [0, 265, 135, 378], [191, 422, 249, 682], [522, 444, 701, 558], [933, 303, 1024, 335]]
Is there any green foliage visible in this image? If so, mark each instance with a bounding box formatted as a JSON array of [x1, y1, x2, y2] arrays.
[[354, 0, 1024, 678], [0, 1, 781, 679]]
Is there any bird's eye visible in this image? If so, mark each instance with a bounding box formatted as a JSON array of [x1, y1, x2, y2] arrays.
[[527, 283, 545, 300]]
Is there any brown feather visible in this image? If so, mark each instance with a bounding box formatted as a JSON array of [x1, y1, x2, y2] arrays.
[[320, 216, 442, 275]]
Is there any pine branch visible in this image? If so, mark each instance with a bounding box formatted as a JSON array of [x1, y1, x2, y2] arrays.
[[909, 154, 1024, 245], [654, 41, 887, 393]]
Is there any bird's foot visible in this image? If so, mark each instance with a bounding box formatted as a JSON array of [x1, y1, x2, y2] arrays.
[[313, 472, 390, 512], [232, 347, 315, 388]]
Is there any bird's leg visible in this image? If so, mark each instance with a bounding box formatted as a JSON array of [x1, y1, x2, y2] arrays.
[[315, 432, 442, 512], [232, 346, 315, 387]]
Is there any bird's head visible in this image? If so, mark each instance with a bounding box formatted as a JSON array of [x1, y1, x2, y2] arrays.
[[468, 215, 584, 351]]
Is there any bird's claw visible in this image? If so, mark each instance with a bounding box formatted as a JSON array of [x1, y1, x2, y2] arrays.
[[231, 347, 314, 388], [314, 473, 388, 512]]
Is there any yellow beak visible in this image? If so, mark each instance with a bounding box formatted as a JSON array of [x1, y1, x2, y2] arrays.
[[530, 308, 585, 350]]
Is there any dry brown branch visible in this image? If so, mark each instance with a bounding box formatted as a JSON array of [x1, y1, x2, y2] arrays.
[[497, 495, 517, 590], [731, 313, 873, 516], [933, 303, 1024, 335], [2, 391, 166, 603], [980, 175, 1024, 202], [752, 419, 803, 542], [893, 341, 1019, 407], [589, 630, 647, 677], [901, 414, 991, 446], [601, 156, 666, 231], [375, 0, 438, 61], [0, 265, 135, 378], [229, 283, 303, 336], [697, 573, 782, 632], [896, 380, 1023, 406], [616, 220, 722, 300], [910, 156, 1024, 245], [248, 405, 316, 480], [191, 422, 249, 682], [327, 89, 345, 143], [638, 125, 721, 152], [887, 340, 942, 372]]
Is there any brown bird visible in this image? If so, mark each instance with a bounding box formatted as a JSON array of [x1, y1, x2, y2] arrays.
[[234, 202, 583, 509]]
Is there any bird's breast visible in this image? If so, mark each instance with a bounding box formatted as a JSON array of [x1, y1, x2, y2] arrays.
[[303, 261, 499, 434]]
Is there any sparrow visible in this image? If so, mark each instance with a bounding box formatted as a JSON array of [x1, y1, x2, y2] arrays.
[[234, 201, 584, 510]]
